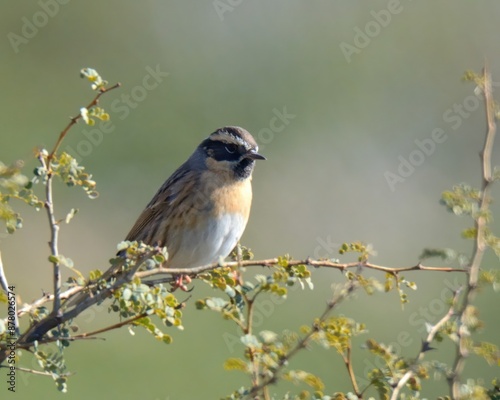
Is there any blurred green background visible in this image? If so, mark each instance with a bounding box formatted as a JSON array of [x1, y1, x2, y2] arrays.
[[2, 1, 500, 398]]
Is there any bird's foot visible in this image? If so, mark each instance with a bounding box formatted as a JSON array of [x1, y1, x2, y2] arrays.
[[169, 274, 193, 292]]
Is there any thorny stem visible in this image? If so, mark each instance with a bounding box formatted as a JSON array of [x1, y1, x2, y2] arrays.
[[450, 64, 497, 398]]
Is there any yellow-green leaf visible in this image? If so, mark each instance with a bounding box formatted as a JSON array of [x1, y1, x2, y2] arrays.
[[223, 358, 248, 372]]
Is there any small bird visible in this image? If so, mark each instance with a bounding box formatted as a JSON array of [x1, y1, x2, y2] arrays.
[[116, 126, 265, 288], [27, 127, 264, 340]]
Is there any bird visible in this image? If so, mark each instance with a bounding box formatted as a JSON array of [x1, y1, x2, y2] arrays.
[[124, 125, 265, 279], [27, 127, 264, 341], [98, 125, 265, 292]]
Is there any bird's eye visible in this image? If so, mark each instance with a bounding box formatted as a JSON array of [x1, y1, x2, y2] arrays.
[[225, 145, 236, 154]]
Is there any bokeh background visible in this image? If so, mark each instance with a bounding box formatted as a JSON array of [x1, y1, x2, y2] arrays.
[[2, 1, 500, 399]]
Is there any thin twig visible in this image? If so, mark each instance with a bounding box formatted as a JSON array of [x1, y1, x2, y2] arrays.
[[450, 64, 497, 398], [41, 82, 120, 317], [262, 386, 271, 400], [48, 83, 121, 162], [0, 256, 467, 366], [390, 289, 461, 400], [245, 295, 260, 390], [137, 259, 465, 282], [17, 258, 461, 312], [0, 365, 74, 377], [246, 280, 358, 398], [12, 313, 150, 350], [9, 251, 155, 351], [7, 255, 464, 331], [16, 286, 82, 318], [39, 154, 62, 316], [343, 345, 361, 398], [71, 312, 149, 339], [14, 335, 103, 350]]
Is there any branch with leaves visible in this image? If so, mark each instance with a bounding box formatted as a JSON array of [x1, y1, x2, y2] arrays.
[[390, 288, 461, 400], [448, 64, 499, 398], [0, 67, 499, 398]]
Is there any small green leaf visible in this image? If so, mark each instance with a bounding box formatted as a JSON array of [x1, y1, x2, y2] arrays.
[[195, 300, 206, 310], [161, 334, 173, 344], [153, 254, 165, 264], [224, 358, 248, 372]]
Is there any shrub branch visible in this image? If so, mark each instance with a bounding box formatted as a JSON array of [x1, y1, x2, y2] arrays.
[[391, 288, 461, 400], [450, 64, 498, 397], [247, 280, 358, 398]]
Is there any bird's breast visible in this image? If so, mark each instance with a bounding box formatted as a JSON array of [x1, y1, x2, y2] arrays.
[[167, 211, 249, 269], [165, 174, 253, 269], [210, 176, 253, 220]]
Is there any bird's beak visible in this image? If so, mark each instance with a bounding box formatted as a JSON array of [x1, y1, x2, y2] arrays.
[[246, 150, 266, 161]]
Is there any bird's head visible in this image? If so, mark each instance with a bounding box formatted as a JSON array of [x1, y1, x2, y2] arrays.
[[200, 126, 266, 179]]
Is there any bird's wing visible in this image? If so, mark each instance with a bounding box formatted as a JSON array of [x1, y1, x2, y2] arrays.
[[124, 164, 197, 243]]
